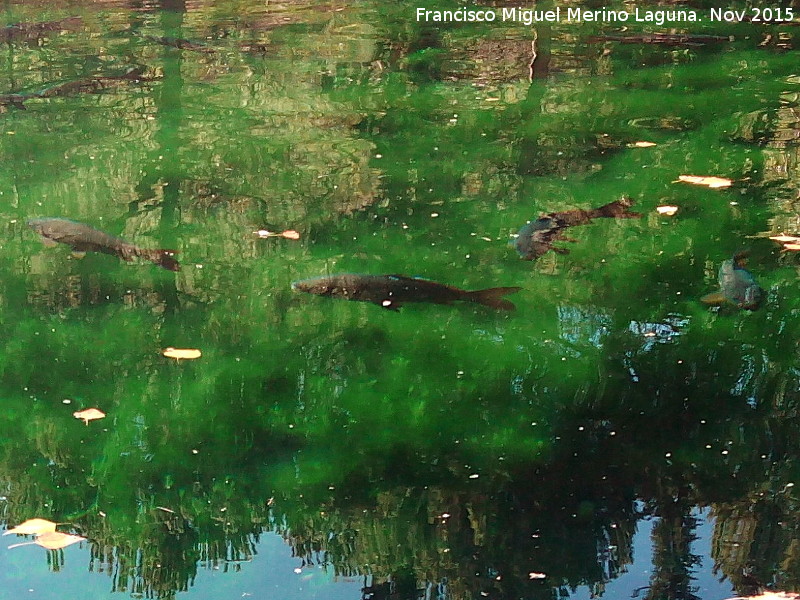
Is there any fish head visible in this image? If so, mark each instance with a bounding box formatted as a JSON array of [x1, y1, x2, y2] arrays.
[[26, 218, 45, 234], [291, 277, 336, 297]]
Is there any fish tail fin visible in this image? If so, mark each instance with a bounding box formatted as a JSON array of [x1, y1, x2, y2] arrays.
[[136, 248, 181, 271], [466, 287, 522, 311], [154, 250, 181, 271], [590, 196, 642, 219], [700, 292, 726, 306]]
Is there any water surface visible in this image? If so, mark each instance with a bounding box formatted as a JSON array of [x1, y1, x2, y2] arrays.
[[0, 1, 799, 599]]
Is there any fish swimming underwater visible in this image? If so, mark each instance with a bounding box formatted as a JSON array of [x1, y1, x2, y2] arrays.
[[0, 93, 33, 110], [0, 16, 83, 44], [512, 196, 641, 260], [28, 218, 180, 272], [140, 34, 216, 54], [0, 67, 152, 110], [292, 274, 522, 311], [37, 67, 152, 99], [701, 253, 764, 310]]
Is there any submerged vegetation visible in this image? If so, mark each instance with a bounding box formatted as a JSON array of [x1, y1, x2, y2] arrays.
[[0, 0, 799, 599]]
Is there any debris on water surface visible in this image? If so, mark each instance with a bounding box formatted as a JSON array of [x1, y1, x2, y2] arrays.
[[628, 141, 657, 148], [3, 518, 57, 536], [769, 234, 800, 243], [254, 229, 300, 240], [766, 234, 800, 251], [675, 175, 733, 188], [162, 348, 202, 360], [73, 408, 106, 425], [656, 205, 679, 216], [8, 531, 85, 550]]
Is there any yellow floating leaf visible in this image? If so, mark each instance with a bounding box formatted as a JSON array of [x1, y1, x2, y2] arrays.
[[656, 205, 679, 216], [9, 531, 85, 550], [770, 234, 800, 243], [675, 175, 733, 189], [629, 141, 657, 148], [36, 531, 85, 550], [162, 348, 202, 360], [254, 229, 300, 240], [3, 518, 57, 536], [73, 408, 105, 425]]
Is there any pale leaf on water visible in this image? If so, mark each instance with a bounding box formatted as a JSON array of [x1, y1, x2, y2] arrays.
[[73, 408, 106, 425], [10, 532, 85, 550], [656, 205, 679, 216], [675, 175, 734, 189], [770, 235, 800, 243], [162, 348, 202, 360], [783, 243, 800, 251], [3, 518, 57, 536], [254, 229, 300, 240], [33, 531, 85, 550], [629, 141, 657, 148]]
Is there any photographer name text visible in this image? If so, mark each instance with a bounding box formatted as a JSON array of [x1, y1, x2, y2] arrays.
[[415, 6, 795, 26]]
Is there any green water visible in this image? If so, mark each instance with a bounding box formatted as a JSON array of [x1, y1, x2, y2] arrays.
[[0, 1, 798, 599]]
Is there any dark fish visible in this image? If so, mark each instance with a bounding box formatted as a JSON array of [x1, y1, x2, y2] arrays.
[[0, 93, 33, 110], [292, 274, 522, 311], [28, 218, 180, 272], [0, 16, 82, 43], [586, 33, 731, 47], [701, 253, 764, 310], [512, 196, 641, 260], [37, 67, 152, 99], [142, 34, 216, 54], [0, 67, 152, 109]]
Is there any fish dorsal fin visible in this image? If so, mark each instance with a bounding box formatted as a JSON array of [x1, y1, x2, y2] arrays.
[[387, 274, 418, 283]]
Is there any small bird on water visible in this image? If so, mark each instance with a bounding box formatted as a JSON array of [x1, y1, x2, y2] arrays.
[[292, 273, 522, 311], [28, 217, 180, 271]]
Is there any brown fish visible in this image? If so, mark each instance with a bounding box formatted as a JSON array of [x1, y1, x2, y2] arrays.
[[586, 33, 731, 47], [0, 67, 152, 110], [512, 196, 641, 260], [37, 67, 152, 99], [28, 218, 180, 272], [292, 274, 521, 311], [142, 34, 216, 54], [0, 16, 82, 43], [0, 93, 33, 110]]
